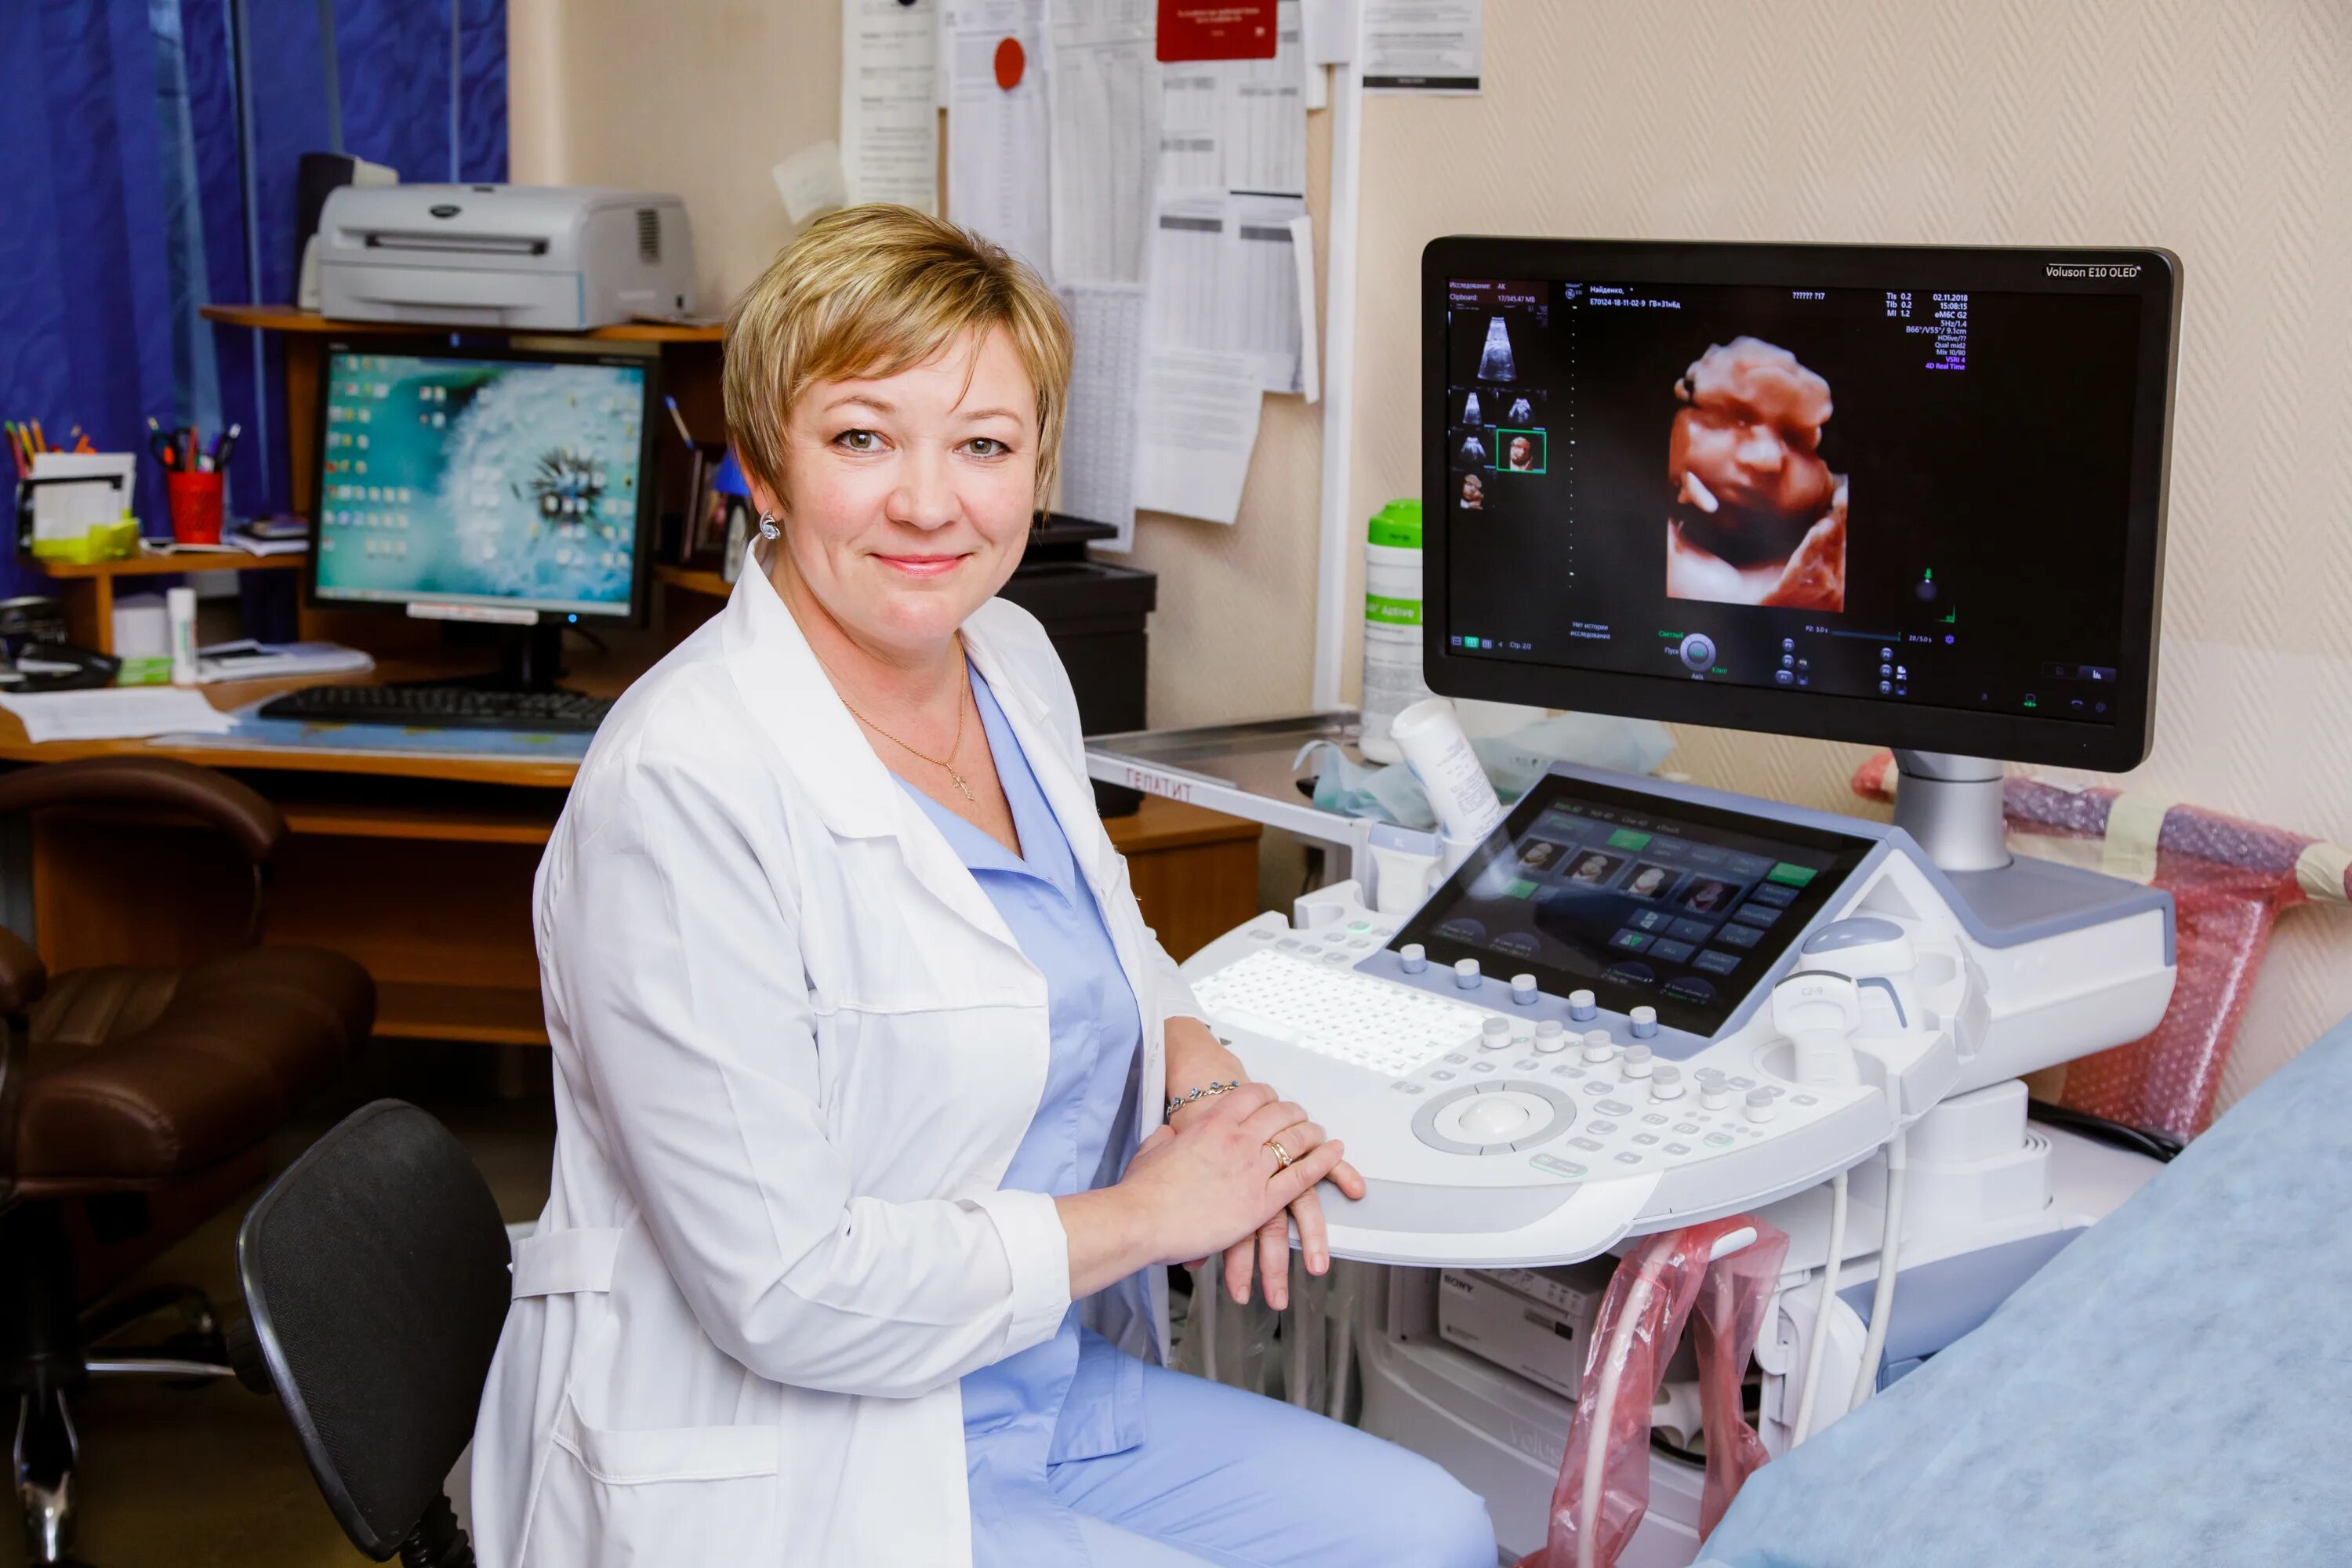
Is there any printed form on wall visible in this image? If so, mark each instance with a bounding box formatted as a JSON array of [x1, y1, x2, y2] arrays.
[[841, 0, 941, 212], [1363, 0, 1482, 93], [1149, 0, 1312, 394], [1047, 0, 1160, 285], [1057, 283, 1148, 546], [943, 0, 1054, 281]]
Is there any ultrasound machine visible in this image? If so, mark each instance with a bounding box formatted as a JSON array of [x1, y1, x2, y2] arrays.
[[1167, 240, 2182, 1561]]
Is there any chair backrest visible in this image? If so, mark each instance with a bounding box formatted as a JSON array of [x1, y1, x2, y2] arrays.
[[237, 1099, 513, 1559]]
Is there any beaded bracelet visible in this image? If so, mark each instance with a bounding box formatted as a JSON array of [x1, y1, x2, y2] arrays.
[[1163, 1079, 1244, 1120]]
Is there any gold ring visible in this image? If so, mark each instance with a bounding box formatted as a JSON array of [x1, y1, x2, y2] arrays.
[[1265, 1138, 1293, 1170]]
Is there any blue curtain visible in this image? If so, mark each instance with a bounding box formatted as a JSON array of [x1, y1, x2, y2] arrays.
[[0, 0, 505, 598]]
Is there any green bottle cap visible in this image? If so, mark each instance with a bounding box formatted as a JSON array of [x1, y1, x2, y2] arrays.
[[1367, 499, 1422, 550]]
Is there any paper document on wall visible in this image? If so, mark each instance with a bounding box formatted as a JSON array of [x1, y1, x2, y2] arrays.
[[944, 0, 1053, 279], [1046, 0, 1159, 284], [0, 687, 233, 744], [1147, 192, 1308, 394], [1055, 283, 1147, 546], [1363, 0, 1482, 93], [1135, 347, 1261, 524], [773, 141, 850, 223], [841, 0, 940, 212], [1156, 0, 1306, 197]]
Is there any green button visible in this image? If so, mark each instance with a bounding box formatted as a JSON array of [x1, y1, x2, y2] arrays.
[[1347, 921, 1371, 932], [1766, 862, 1817, 887], [1607, 828, 1652, 851], [1505, 878, 1537, 898]]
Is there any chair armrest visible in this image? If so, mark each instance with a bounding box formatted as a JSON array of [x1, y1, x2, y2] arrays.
[[0, 757, 287, 866], [0, 925, 44, 1017], [0, 924, 34, 1196]]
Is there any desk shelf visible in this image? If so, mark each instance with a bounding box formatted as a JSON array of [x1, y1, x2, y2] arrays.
[[376, 981, 550, 1046], [653, 563, 732, 598], [199, 303, 724, 343], [38, 550, 304, 579], [28, 547, 307, 653]]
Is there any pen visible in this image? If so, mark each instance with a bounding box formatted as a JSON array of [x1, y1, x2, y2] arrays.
[[29, 419, 47, 454], [663, 395, 696, 450], [213, 423, 241, 470]]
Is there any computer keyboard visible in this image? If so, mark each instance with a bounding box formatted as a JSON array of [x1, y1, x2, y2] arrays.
[[257, 684, 615, 734], [1189, 949, 1491, 1079]]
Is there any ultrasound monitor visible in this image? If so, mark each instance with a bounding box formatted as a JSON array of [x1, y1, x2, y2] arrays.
[[308, 343, 659, 680], [1419, 241, 2178, 782]]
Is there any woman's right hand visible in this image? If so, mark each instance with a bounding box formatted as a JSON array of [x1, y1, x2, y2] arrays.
[[1117, 1082, 1346, 1269]]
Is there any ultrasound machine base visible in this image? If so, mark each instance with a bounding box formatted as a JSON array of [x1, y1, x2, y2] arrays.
[[1177, 763, 2176, 1271]]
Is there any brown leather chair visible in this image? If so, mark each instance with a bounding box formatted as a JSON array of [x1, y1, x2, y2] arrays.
[[0, 757, 373, 1566]]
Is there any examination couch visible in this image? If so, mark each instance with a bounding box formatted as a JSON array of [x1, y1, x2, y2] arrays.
[[1696, 1011, 2352, 1567]]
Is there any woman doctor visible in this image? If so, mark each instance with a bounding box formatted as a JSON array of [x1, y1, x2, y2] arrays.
[[469, 206, 1496, 1568]]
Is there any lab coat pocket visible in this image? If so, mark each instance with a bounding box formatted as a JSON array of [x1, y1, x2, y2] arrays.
[[528, 1405, 781, 1566]]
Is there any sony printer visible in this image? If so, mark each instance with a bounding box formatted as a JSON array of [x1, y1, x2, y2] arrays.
[[316, 183, 696, 331]]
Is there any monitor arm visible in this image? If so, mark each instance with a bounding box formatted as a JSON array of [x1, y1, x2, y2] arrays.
[[1891, 751, 2011, 873]]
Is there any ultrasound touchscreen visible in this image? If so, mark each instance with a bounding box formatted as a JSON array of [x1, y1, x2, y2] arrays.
[[1393, 775, 1874, 1036]]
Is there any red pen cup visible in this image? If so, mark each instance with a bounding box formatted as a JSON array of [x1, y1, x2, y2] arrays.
[[166, 470, 225, 546]]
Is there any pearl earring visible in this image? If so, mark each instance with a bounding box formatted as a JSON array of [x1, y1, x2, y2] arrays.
[[757, 510, 781, 540]]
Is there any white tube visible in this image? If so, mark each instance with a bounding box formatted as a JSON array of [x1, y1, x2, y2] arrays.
[[1577, 1261, 1660, 1568], [1849, 1134, 1909, 1411], [1573, 1229, 1754, 1568], [1791, 1170, 1849, 1445], [1390, 697, 1504, 844], [1308, 31, 1367, 710], [166, 586, 200, 685]]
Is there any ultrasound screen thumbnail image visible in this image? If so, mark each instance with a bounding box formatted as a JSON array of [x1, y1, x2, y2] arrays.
[[1442, 278, 2144, 725], [316, 352, 648, 615]]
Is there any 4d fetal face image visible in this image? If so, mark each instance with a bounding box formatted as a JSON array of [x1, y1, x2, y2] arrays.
[[1664, 337, 1847, 612]]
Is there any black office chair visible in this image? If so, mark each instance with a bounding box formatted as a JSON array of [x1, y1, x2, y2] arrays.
[[231, 1100, 512, 1566]]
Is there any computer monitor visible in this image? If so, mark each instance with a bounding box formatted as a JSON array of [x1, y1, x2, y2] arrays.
[[1420, 241, 2178, 778], [309, 342, 659, 684]]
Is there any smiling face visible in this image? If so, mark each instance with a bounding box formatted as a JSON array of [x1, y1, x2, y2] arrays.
[[749, 327, 1037, 663]]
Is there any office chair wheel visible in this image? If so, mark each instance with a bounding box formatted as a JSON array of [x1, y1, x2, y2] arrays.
[[13, 1388, 82, 1566]]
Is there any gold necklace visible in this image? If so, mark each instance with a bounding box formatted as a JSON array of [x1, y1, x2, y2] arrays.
[[833, 666, 976, 802]]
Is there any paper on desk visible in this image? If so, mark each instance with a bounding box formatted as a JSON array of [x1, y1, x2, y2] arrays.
[[943, 0, 1053, 280], [0, 686, 233, 744], [1134, 347, 1261, 524], [1157, 0, 1306, 197], [1046, 0, 1158, 285], [1147, 191, 1308, 394], [841, 0, 940, 212], [1055, 282, 1147, 546]]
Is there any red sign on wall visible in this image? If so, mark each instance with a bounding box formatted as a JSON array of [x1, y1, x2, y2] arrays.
[[1156, 0, 1278, 62]]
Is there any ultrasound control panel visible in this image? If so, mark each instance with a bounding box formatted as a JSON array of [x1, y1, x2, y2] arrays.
[[1178, 763, 2176, 1268]]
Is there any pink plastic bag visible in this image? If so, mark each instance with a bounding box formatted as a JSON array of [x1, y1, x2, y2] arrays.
[[1851, 753, 2350, 1138], [1515, 1215, 1790, 1568]]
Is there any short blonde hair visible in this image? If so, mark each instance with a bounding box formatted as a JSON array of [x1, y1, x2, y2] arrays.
[[724, 205, 1073, 508]]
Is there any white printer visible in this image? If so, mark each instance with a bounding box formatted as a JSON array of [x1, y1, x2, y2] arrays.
[[316, 183, 697, 331]]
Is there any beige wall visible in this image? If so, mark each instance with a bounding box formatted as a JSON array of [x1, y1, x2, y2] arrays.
[[511, 0, 2351, 1105]]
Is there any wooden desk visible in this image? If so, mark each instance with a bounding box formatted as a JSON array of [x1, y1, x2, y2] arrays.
[[4, 665, 1261, 1047]]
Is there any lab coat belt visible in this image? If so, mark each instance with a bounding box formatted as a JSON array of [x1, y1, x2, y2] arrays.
[[512, 1227, 623, 1298]]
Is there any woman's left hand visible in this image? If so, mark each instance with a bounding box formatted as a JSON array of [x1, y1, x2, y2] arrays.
[[1163, 1018, 1367, 1310]]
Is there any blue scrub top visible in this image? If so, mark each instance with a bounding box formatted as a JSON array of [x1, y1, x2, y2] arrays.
[[893, 665, 1149, 1556]]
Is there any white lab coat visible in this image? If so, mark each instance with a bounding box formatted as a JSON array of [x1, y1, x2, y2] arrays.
[[468, 556, 1201, 1566]]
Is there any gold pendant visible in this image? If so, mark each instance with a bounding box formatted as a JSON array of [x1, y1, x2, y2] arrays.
[[949, 769, 975, 802]]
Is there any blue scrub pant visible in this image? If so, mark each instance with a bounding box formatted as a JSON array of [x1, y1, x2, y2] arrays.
[[975, 1356, 1498, 1568]]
